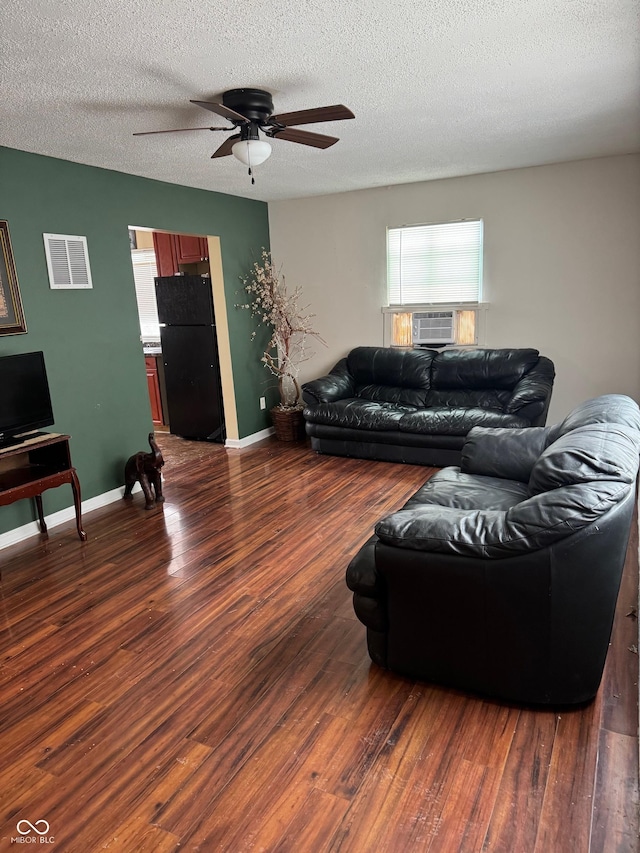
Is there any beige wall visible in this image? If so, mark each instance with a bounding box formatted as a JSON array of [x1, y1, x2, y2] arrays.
[[268, 155, 640, 423]]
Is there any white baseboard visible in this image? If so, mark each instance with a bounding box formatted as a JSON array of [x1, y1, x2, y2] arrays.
[[225, 426, 274, 449], [0, 483, 140, 551]]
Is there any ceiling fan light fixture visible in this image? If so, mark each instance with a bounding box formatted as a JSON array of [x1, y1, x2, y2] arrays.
[[232, 139, 272, 166]]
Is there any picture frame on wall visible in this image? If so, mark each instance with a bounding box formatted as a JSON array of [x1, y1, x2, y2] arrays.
[[0, 221, 27, 335]]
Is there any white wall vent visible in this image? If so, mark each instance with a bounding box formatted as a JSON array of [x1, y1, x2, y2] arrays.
[[43, 233, 93, 289], [412, 311, 455, 345]]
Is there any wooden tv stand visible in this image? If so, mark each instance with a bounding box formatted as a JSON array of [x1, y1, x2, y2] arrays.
[[0, 432, 86, 541]]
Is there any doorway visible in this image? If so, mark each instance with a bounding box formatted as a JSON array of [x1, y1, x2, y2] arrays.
[[128, 228, 234, 442]]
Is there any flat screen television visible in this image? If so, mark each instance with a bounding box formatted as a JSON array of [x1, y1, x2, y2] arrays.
[[0, 351, 55, 448]]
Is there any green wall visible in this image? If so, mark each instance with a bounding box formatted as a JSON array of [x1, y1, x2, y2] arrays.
[[0, 146, 272, 536]]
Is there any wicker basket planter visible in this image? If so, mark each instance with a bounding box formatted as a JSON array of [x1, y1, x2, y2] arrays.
[[270, 406, 306, 441]]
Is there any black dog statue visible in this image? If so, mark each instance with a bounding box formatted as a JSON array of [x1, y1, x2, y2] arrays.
[[123, 433, 165, 510]]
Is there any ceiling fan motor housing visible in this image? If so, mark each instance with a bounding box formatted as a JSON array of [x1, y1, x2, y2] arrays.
[[222, 89, 274, 124]]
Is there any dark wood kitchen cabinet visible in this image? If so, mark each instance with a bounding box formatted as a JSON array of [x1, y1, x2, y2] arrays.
[[152, 233, 209, 275], [175, 234, 209, 263], [145, 357, 164, 425], [152, 232, 179, 276]]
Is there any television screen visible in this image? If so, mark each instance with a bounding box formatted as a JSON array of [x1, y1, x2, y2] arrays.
[[0, 351, 55, 447]]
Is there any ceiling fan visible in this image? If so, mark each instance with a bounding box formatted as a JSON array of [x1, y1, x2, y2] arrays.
[[134, 88, 355, 183]]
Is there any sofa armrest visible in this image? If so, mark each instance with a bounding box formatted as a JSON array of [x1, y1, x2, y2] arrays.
[[302, 358, 355, 404], [376, 506, 507, 557], [375, 479, 630, 558], [461, 426, 552, 483], [346, 536, 388, 632], [505, 356, 555, 424]]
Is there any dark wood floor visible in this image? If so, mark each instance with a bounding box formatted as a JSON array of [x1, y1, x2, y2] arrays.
[[0, 433, 638, 852]]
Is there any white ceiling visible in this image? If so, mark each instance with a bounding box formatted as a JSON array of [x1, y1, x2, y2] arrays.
[[2, 0, 639, 203]]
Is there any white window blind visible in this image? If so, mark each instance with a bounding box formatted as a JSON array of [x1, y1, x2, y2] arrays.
[[131, 248, 160, 339], [387, 219, 483, 305]]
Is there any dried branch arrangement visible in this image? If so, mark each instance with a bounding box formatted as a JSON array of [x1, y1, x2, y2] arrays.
[[239, 249, 324, 409]]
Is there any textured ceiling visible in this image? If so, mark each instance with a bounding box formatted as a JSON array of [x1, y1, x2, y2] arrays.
[[2, 0, 639, 202]]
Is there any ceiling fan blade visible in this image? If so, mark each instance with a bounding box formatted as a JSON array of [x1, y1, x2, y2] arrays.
[[190, 100, 248, 123], [133, 126, 231, 136], [269, 105, 354, 127], [270, 127, 339, 149], [211, 134, 240, 158]]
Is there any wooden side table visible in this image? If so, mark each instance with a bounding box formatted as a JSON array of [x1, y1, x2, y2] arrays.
[[0, 432, 87, 541]]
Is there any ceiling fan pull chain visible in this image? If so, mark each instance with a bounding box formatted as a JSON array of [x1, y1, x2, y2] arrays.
[[247, 145, 256, 185]]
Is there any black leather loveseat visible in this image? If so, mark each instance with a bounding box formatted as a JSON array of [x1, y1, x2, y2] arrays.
[[346, 395, 640, 705], [302, 346, 555, 466]]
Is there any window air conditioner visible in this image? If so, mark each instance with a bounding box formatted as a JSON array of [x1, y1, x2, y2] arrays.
[[412, 311, 455, 345]]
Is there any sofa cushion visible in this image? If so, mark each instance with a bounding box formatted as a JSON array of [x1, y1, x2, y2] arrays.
[[461, 426, 552, 483], [404, 467, 529, 511], [528, 423, 640, 495], [303, 398, 415, 431], [431, 348, 540, 390], [424, 388, 512, 409], [347, 346, 434, 389], [347, 347, 435, 406], [356, 383, 429, 408], [399, 407, 528, 436]]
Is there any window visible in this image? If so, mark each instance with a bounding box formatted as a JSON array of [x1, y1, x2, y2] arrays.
[[131, 248, 160, 339], [387, 219, 483, 306]]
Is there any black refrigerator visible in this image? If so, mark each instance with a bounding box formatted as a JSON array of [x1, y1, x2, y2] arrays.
[[155, 274, 225, 442]]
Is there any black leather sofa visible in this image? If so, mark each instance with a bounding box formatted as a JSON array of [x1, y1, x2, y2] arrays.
[[346, 395, 640, 705], [302, 346, 555, 466]]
